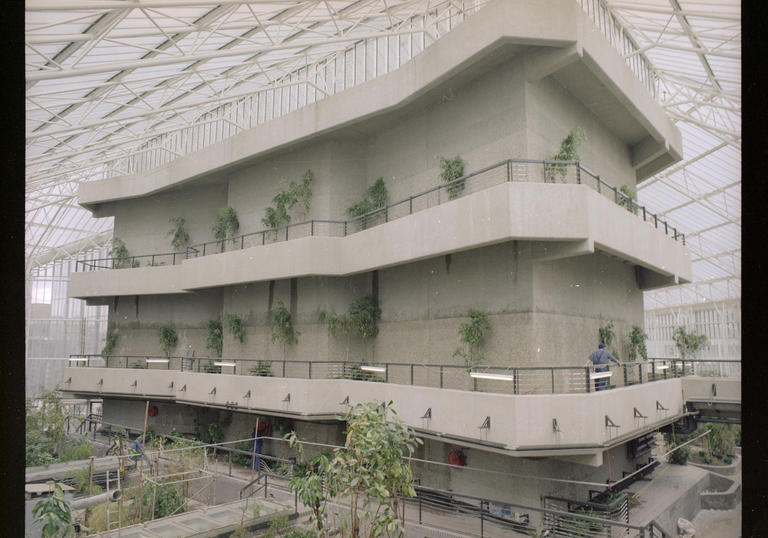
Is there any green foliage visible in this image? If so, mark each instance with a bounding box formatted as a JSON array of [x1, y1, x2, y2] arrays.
[[628, 325, 648, 361], [262, 170, 315, 229], [341, 364, 385, 382], [101, 322, 118, 357], [71, 466, 103, 495], [60, 436, 94, 462], [109, 237, 132, 269], [347, 177, 389, 218], [598, 321, 620, 360], [706, 424, 738, 461], [140, 482, 186, 519], [348, 295, 381, 343], [286, 431, 332, 532], [157, 324, 178, 358], [129, 362, 148, 369], [326, 401, 422, 537], [167, 216, 190, 250], [202, 360, 221, 373], [318, 310, 351, 338], [206, 318, 223, 358], [213, 207, 240, 241], [249, 361, 273, 377], [223, 313, 246, 343], [545, 127, 586, 183], [453, 309, 491, 370], [438, 155, 466, 199], [271, 302, 298, 359], [673, 326, 709, 360], [264, 514, 315, 538], [32, 483, 73, 537], [618, 185, 639, 214], [663, 432, 690, 465], [26, 390, 69, 465]]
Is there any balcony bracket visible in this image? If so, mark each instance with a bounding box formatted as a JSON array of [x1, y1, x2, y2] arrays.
[[479, 416, 491, 430], [209, 387, 216, 395], [340, 395, 349, 405], [552, 418, 561, 433], [243, 390, 251, 399], [421, 408, 432, 419], [633, 407, 647, 419], [283, 393, 291, 403], [179, 384, 187, 392], [656, 400, 668, 411], [605, 415, 620, 429]]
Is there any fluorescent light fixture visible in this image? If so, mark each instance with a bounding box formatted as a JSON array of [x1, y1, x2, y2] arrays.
[[146, 359, 169, 364], [589, 371, 613, 380], [655, 364, 669, 371], [214, 361, 236, 367], [360, 365, 386, 373], [68, 358, 88, 362], [469, 372, 514, 381]]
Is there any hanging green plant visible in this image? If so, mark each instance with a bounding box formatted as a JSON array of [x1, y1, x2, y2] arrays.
[[346, 177, 389, 218], [101, 322, 118, 357], [206, 318, 223, 357], [158, 324, 178, 358], [438, 155, 466, 199], [545, 127, 586, 183], [318, 310, 352, 361], [628, 325, 648, 361], [213, 207, 240, 241], [262, 170, 314, 230], [167, 216, 191, 251], [249, 361, 274, 377], [272, 302, 298, 360], [453, 309, 491, 370], [223, 313, 246, 343], [348, 295, 381, 342]]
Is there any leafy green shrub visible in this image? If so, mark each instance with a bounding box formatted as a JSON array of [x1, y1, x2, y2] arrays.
[[223, 313, 246, 343], [213, 207, 240, 242], [140, 482, 186, 519], [438, 156, 466, 199], [272, 302, 298, 359], [202, 360, 221, 374], [262, 170, 315, 229], [101, 323, 118, 357], [206, 318, 223, 357], [619, 185, 639, 214], [109, 237, 132, 269], [545, 127, 585, 183], [60, 436, 94, 462], [628, 325, 648, 361], [673, 326, 709, 359], [167, 216, 190, 250], [453, 309, 491, 370], [72, 466, 103, 495], [347, 177, 389, 218], [249, 361, 273, 377], [158, 325, 178, 358]]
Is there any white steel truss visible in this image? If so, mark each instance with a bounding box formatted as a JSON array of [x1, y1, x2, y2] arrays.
[[25, 0, 740, 315]]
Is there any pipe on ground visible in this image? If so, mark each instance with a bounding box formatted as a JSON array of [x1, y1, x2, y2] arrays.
[[70, 489, 122, 510]]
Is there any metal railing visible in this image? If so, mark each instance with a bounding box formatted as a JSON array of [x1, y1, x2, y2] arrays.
[[66, 355, 738, 397], [75, 158, 684, 272]]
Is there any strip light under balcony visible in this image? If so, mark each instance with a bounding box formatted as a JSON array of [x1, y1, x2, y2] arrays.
[[655, 363, 669, 371], [146, 359, 169, 364], [68, 358, 87, 362], [360, 365, 386, 373], [214, 361, 236, 367], [589, 371, 613, 380], [469, 372, 514, 381]]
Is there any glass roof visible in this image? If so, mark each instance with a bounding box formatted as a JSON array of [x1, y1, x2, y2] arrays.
[[25, 0, 740, 310]]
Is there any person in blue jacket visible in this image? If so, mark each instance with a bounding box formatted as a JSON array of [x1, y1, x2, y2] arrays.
[[586, 343, 621, 391]]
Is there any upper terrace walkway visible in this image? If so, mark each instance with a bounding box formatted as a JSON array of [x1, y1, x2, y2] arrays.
[[75, 158, 685, 273]]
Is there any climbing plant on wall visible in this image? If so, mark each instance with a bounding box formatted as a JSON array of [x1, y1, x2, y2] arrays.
[[262, 170, 315, 230], [158, 324, 178, 358], [223, 313, 246, 344], [438, 155, 466, 199], [318, 310, 352, 362], [545, 127, 586, 183], [167, 216, 191, 251], [453, 309, 491, 370], [271, 302, 298, 360], [213, 207, 240, 246], [101, 322, 118, 358], [206, 318, 223, 357], [346, 177, 389, 218], [348, 295, 381, 361], [618, 185, 639, 214], [628, 325, 648, 361]]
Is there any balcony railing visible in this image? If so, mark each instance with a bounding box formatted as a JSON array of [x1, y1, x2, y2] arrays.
[[75, 158, 685, 272], [66, 356, 738, 397]]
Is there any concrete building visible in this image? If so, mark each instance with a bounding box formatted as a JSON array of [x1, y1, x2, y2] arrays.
[[61, 0, 733, 529]]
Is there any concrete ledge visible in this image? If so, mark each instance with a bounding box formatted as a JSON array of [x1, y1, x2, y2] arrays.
[[700, 469, 741, 510], [69, 182, 691, 298]]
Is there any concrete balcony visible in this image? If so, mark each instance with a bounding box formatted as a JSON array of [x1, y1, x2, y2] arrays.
[[77, 0, 681, 211], [69, 165, 691, 298]]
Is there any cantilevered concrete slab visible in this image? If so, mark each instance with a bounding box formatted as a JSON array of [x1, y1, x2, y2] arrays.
[[78, 0, 682, 211]]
